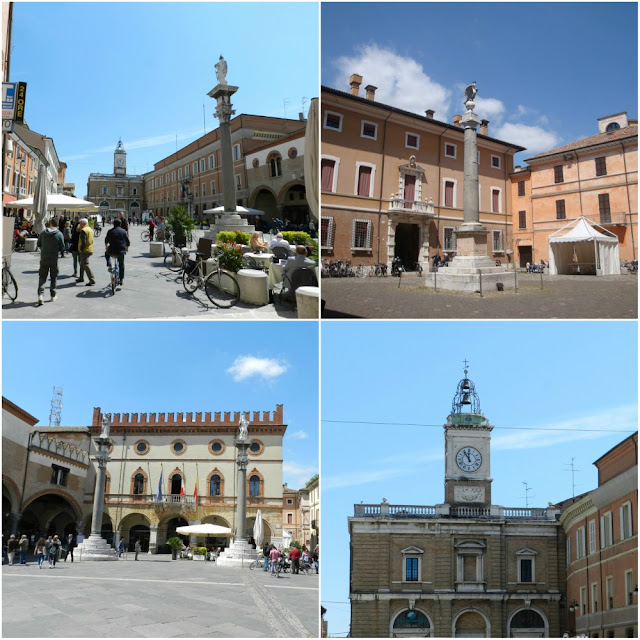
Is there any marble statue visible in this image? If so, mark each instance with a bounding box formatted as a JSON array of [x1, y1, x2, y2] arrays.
[[100, 413, 111, 439], [238, 413, 249, 440], [464, 81, 477, 106], [215, 55, 228, 85]]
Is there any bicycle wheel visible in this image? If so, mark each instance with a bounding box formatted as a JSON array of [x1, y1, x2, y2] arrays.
[[249, 559, 259, 570], [164, 249, 182, 272], [141, 230, 150, 242], [2, 267, 18, 302], [204, 270, 240, 308], [182, 269, 200, 294]]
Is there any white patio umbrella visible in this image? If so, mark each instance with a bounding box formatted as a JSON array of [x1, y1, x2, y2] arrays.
[[6, 193, 99, 213], [202, 205, 264, 216], [175, 523, 232, 536], [304, 97, 318, 221], [253, 509, 264, 548], [31, 165, 49, 234]]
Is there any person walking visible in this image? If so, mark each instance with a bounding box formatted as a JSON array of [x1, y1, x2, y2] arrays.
[[63, 533, 75, 562], [58, 215, 67, 256], [289, 544, 301, 574], [37, 217, 65, 305], [134, 539, 141, 561], [63, 221, 72, 256], [118, 538, 125, 558], [70, 216, 81, 277], [7, 534, 18, 565], [313, 544, 319, 574], [104, 218, 130, 286], [76, 218, 96, 286], [118, 211, 129, 234], [18, 534, 29, 564], [269, 545, 280, 575], [35, 537, 46, 569], [48, 535, 61, 568], [262, 542, 270, 571]]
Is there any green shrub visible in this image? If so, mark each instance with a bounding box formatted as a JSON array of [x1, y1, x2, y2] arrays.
[[166, 206, 196, 243], [214, 242, 243, 273], [282, 231, 311, 246], [289, 539, 302, 550], [193, 546, 207, 555], [217, 230, 251, 245], [167, 536, 184, 550]]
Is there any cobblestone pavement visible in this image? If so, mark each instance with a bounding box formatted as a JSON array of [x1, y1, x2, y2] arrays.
[[2, 228, 295, 320], [321, 272, 638, 319], [2, 554, 319, 637]]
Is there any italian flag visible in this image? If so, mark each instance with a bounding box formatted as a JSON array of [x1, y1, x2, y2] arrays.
[[194, 475, 198, 501]]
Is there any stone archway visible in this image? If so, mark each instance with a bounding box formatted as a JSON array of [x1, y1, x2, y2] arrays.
[[20, 493, 82, 541], [118, 513, 151, 553], [388, 214, 431, 272], [200, 515, 233, 550], [252, 188, 278, 227], [2, 478, 21, 535], [245, 516, 273, 546], [156, 515, 189, 553], [507, 608, 548, 638], [453, 609, 490, 638], [279, 183, 308, 225], [390, 608, 434, 638]]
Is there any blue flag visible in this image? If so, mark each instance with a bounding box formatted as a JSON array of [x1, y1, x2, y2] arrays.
[[157, 469, 163, 502]]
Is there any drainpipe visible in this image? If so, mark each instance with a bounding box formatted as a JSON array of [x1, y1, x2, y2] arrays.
[[435, 128, 447, 256], [575, 151, 583, 213], [621, 141, 636, 260], [503, 146, 516, 266], [376, 109, 393, 265]]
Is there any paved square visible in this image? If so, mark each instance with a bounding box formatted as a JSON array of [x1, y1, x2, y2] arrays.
[[2, 555, 319, 637], [2, 228, 295, 320], [321, 272, 638, 319]]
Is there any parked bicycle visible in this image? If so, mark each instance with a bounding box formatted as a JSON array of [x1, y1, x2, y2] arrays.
[[182, 248, 240, 308], [621, 259, 638, 274], [108, 254, 121, 295], [164, 243, 184, 272], [2, 256, 18, 302]]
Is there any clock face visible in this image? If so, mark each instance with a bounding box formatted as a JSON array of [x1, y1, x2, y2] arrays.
[[456, 447, 482, 472], [116, 157, 124, 167]]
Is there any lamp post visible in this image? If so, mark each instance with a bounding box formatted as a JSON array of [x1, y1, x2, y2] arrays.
[[568, 599, 579, 637]]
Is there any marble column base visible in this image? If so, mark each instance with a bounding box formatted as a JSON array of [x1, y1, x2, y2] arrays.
[[75, 535, 118, 561], [215, 540, 259, 567], [204, 214, 255, 241], [425, 256, 514, 292]]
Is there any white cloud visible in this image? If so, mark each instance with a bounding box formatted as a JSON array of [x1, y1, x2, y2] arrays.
[[474, 96, 506, 122], [288, 430, 308, 440], [283, 462, 317, 488], [493, 122, 561, 154], [333, 44, 451, 120], [226, 355, 288, 382]]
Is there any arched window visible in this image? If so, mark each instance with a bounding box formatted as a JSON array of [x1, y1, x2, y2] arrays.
[[210, 474, 221, 496], [133, 473, 145, 495], [394, 610, 430, 629], [170, 473, 182, 495], [249, 475, 261, 497], [268, 154, 282, 178], [606, 122, 621, 132]]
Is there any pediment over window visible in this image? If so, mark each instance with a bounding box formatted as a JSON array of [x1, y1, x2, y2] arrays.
[[398, 158, 425, 176], [455, 539, 486, 550], [401, 546, 424, 555], [515, 548, 538, 556]]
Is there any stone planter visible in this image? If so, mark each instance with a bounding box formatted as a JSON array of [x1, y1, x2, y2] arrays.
[[193, 554, 205, 561]]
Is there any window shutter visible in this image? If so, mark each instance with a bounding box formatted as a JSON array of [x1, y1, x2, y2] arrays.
[[404, 175, 416, 202], [321, 159, 335, 192]]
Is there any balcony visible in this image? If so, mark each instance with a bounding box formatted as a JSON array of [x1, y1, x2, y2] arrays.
[[598, 212, 632, 226], [389, 196, 435, 215]]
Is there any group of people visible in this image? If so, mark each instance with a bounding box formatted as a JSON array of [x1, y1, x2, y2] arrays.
[[117, 538, 143, 560], [5, 533, 76, 568], [262, 542, 319, 575], [432, 253, 451, 269], [36, 211, 131, 305]]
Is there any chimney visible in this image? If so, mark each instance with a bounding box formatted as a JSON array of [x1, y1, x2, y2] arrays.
[[452, 114, 462, 126], [365, 85, 377, 101], [480, 119, 489, 135], [425, 109, 435, 119], [349, 73, 363, 96], [298, 112, 305, 121]]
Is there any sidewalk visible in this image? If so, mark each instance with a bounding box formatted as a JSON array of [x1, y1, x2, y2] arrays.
[[2, 554, 319, 637], [2, 228, 295, 320]]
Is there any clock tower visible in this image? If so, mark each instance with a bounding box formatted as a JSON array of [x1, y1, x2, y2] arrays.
[[444, 365, 493, 506], [114, 138, 126, 176]]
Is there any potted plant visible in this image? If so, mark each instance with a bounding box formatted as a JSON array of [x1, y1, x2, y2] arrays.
[[214, 242, 244, 273], [167, 536, 184, 560], [166, 206, 196, 247], [192, 546, 207, 561]]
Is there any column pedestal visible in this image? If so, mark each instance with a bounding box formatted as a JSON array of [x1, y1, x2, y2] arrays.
[[76, 534, 118, 561]]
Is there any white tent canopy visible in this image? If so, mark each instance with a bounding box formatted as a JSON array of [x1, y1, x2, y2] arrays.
[[548, 216, 621, 276], [175, 523, 232, 536], [5, 193, 99, 213]]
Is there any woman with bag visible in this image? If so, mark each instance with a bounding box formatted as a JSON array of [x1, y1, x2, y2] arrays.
[[35, 537, 46, 569], [48, 535, 61, 569]]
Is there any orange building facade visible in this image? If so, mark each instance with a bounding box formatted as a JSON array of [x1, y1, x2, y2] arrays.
[[320, 77, 524, 271], [559, 433, 638, 638], [511, 113, 638, 267]]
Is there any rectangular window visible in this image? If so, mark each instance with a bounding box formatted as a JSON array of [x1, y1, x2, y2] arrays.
[[194, 186, 198, 197], [200, 158, 206, 172], [133, 188, 137, 195], [4, 165, 11, 188], [601, 512, 613, 548], [209, 154, 215, 170], [361, 120, 377, 139], [159, 176, 163, 186], [406, 132, 419, 149], [405, 557, 419, 581], [232, 145, 241, 162], [492, 230, 503, 252], [580, 586, 587, 615], [620, 502, 632, 540], [193, 161, 198, 175], [235, 174, 242, 191], [352, 218, 372, 249], [462, 554, 477, 581], [606, 576, 614, 610], [556, 200, 566, 220], [444, 180, 455, 207], [323, 111, 343, 132], [598, 193, 611, 224], [567, 537, 572, 565], [357, 165, 372, 197], [321, 216, 335, 249], [591, 582, 599, 613], [444, 142, 457, 159], [210, 180, 216, 195], [403, 175, 416, 202], [491, 155, 501, 169], [185, 165, 190, 176], [589, 520, 597, 554], [321, 159, 336, 192], [201, 183, 206, 197], [518, 181, 526, 197], [518, 211, 527, 229], [554, 165, 564, 183], [287, 513, 293, 524], [443, 226, 457, 251], [625, 570, 634, 605], [102, 186, 107, 195], [172, 170, 176, 181], [595, 156, 607, 176], [577, 527, 586, 559], [178, 168, 183, 179], [51, 464, 69, 487], [491, 188, 501, 213], [519, 558, 533, 583]]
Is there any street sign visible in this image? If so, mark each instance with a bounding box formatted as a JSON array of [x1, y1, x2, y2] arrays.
[[2, 82, 17, 120], [2, 119, 14, 133], [14, 82, 27, 124]]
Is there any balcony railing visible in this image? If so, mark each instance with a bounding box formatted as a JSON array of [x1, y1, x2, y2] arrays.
[[389, 196, 435, 215], [598, 212, 632, 226]]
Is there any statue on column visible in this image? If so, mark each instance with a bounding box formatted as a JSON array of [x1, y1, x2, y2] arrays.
[[238, 413, 249, 440], [215, 55, 228, 85], [464, 81, 477, 108], [100, 413, 111, 439]]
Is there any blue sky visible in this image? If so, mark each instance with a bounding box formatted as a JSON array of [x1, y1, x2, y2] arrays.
[[320, 320, 638, 637], [9, 2, 319, 196], [2, 320, 319, 489], [322, 2, 638, 165]]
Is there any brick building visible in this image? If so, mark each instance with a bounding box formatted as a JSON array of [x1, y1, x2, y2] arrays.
[[559, 433, 638, 638], [86, 139, 145, 220], [321, 76, 524, 271], [348, 370, 565, 638], [144, 115, 305, 224], [510, 112, 638, 267]]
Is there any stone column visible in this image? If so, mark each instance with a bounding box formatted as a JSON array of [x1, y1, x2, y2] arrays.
[[148, 524, 158, 554], [235, 439, 249, 542], [8, 512, 22, 537]]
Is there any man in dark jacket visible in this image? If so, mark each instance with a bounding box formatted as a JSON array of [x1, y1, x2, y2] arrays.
[[105, 218, 131, 285], [37, 217, 65, 305]]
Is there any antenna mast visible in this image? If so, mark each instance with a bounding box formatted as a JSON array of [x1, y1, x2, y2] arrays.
[[49, 386, 63, 427]]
